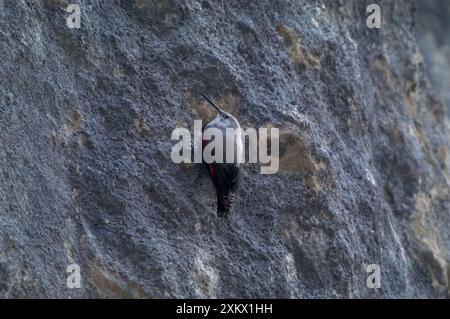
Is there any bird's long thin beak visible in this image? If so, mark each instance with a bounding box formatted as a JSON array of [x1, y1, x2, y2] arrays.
[[201, 94, 223, 114]]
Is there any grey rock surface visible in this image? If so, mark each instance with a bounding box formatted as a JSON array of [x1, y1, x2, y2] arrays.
[[416, 0, 450, 113], [0, 0, 449, 298]]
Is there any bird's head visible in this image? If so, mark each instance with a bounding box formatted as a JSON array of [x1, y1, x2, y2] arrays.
[[218, 110, 236, 122], [201, 93, 239, 127]]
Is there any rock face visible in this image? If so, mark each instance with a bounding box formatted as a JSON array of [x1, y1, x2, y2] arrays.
[[0, 0, 449, 298], [416, 0, 450, 114]]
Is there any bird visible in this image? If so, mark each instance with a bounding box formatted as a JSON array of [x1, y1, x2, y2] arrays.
[[201, 94, 242, 218]]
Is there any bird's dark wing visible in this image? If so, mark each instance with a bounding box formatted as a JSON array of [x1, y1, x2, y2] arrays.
[[214, 163, 240, 217], [203, 139, 217, 184], [202, 138, 240, 217]]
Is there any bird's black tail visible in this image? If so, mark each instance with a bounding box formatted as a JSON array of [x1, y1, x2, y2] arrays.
[[212, 162, 240, 218], [217, 192, 234, 218]]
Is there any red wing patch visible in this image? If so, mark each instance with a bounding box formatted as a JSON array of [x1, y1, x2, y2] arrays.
[[207, 164, 216, 178], [203, 139, 216, 178]]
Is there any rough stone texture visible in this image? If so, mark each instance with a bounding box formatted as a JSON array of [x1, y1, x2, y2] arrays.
[[416, 0, 450, 114], [0, 0, 449, 298]]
